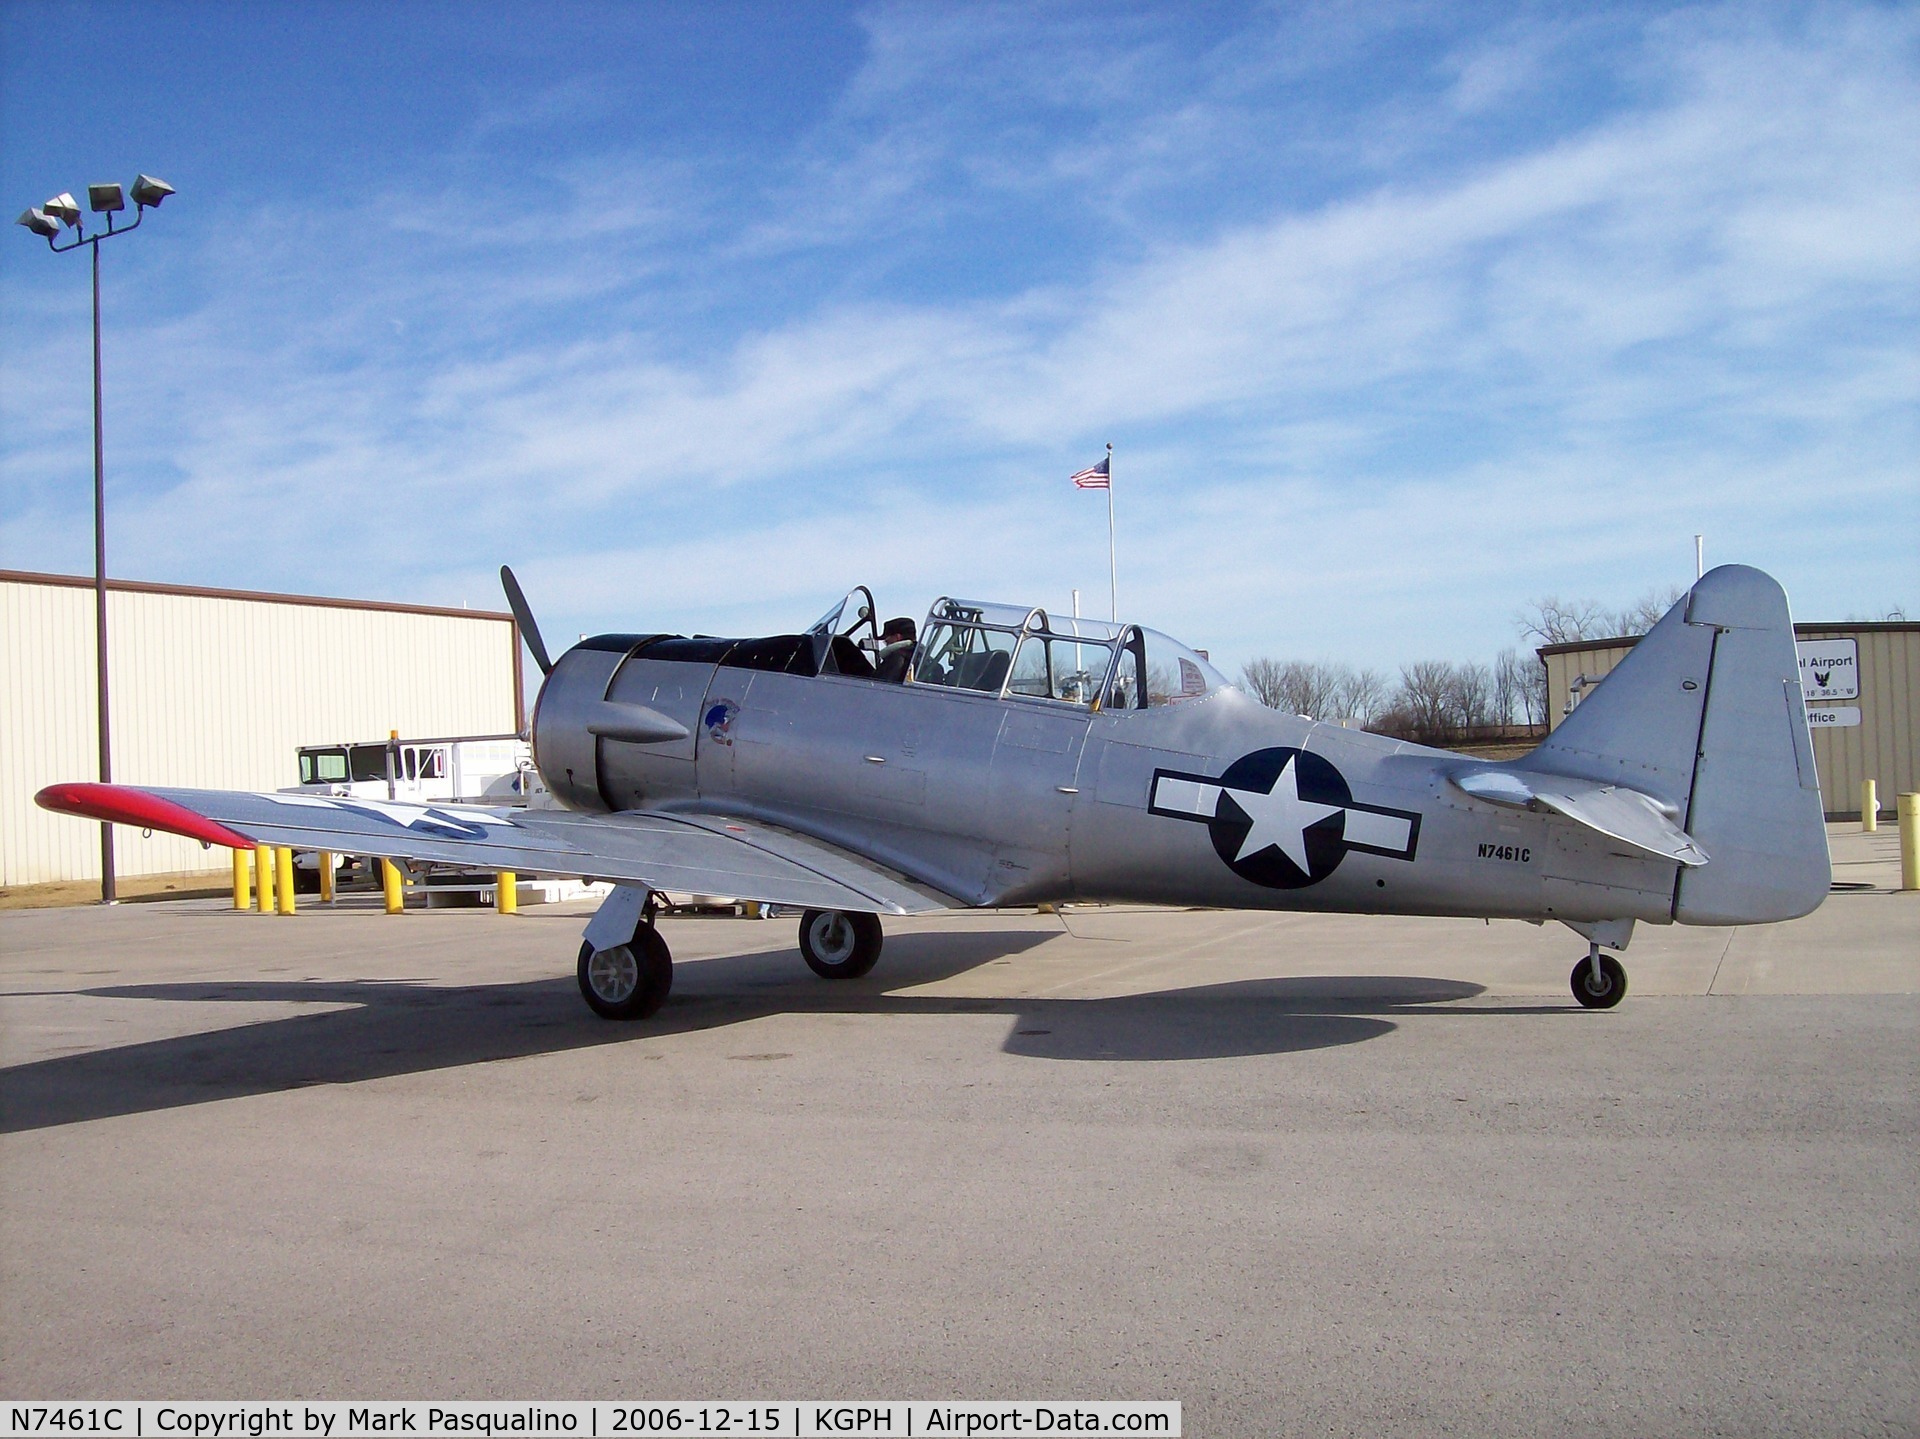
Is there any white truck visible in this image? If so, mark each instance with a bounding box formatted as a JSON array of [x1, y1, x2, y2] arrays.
[[284, 734, 547, 891], [291, 733, 543, 806]]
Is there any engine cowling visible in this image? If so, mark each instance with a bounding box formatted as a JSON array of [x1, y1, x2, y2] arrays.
[[530, 641, 629, 812], [531, 635, 706, 813]]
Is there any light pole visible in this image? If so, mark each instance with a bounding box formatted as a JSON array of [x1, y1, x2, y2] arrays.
[[18, 175, 175, 904]]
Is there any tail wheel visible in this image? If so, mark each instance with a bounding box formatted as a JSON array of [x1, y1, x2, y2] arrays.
[[1570, 952, 1627, 1009], [798, 908, 883, 979], [578, 926, 673, 1020]]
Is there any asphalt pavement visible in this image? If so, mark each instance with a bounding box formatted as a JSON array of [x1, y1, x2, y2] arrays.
[[2, 825, 1914, 1436]]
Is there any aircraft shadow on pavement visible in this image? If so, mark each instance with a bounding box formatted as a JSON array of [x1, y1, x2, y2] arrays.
[[0, 928, 1483, 1133]]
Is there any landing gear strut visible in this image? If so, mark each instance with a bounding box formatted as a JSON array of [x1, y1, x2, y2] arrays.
[[1570, 944, 1627, 1009], [578, 890, 673, 1020], [799, 908, 883, 979]]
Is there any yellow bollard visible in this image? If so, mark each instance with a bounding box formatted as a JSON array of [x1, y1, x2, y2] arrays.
[[1900, 793, 1919, 892], [276, 848, 296, 915], [381, 858, 404, 914], [1862, 779, 1878, 832], [255, 843, 275, 913], [496, 870, 518, 916], [319, 851, 335, 903], [232, 848, 251, 910]]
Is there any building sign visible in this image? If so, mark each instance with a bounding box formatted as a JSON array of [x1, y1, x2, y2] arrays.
[[1805, 706, 1861, 728], [1797, 638, 1858, 701]]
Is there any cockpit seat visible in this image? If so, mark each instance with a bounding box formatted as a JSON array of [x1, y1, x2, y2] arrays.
[[952, 649, 1011, 693]]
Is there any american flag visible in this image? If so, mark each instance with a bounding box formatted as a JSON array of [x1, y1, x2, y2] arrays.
[[1070, 456, 1110, 489]]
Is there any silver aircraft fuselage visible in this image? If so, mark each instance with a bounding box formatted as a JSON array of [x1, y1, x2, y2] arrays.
[[533, 628, 1678, 929]]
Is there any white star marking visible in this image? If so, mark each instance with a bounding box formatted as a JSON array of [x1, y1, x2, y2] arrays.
[[271, 795, 519, 829], [1225, 756, 1342, 871]]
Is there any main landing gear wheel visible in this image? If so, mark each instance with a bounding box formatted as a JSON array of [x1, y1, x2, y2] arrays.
[[1571, 950, 1628, 1009], [578, 926, 673, 1020], [798, 908, 883, 979]]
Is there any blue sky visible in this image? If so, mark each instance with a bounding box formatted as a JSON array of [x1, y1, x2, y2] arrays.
[[3, 1, 1915, 677]]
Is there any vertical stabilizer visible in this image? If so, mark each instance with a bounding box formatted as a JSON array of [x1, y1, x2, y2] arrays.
[[1527, 585, 1713, 814], [1671, 568, 1828, 922], [1524, 565, 1828, 925]]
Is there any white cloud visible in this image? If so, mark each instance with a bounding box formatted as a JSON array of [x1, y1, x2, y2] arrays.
[[2, 2, 1913, 676]]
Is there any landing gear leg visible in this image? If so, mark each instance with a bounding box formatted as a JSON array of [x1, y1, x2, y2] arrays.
[[578, 889, 674, 1020], [1570, 943, 1627, 1009]]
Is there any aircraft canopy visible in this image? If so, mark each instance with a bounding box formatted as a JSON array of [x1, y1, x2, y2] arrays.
[[913, 596, 1231, 710]]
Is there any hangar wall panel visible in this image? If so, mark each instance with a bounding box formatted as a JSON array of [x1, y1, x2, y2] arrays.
[[2, 573, 520, 886], [1793, 624, 1917, 816]]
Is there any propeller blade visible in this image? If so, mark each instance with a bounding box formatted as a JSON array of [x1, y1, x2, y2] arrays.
[[500, 565, 553, 676]]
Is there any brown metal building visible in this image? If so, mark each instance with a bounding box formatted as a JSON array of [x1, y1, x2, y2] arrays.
[[1541, 621, 1917, 820]]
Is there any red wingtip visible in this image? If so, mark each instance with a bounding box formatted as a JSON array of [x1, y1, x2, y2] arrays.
[[36, 782, 257, 850]]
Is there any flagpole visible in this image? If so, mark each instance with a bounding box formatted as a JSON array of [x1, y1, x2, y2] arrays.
[[1105, 442, 1116, 621]]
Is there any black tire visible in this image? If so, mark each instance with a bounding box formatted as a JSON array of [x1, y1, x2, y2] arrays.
[[1570, 953, 1628, 1009], [798, 908, 883, 979], [291, 864, 322, 895], [577, 926, 674, 1020]]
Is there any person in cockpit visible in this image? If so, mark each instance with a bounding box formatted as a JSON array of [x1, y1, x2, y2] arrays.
[[874, 617, 917, 683]]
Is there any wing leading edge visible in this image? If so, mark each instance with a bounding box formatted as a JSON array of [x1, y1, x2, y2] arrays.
[[35, 782, 957, 917]]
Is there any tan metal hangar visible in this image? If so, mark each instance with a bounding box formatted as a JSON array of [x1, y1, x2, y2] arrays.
[[1, 570, 522, 886]]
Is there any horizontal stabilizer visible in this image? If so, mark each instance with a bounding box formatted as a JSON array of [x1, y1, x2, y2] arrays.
[[1452, 769, 1708, 867]]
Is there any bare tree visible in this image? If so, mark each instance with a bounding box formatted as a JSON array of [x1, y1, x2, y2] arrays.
[[1606, 584, 1686, 636], [1448, 661, 1497, 729], [1239, 657, 1289, 710], [1237, 659, 1322, 717], [1286, 661, 1348, 719], [1493, 648, 1541, 726], [1241, 659, 1387, 724], [1514, 596, 1609, 647], [1391, 660, 1459, 745], [1520, 584, 1691, 648], [1333, 667, 1388, 726]]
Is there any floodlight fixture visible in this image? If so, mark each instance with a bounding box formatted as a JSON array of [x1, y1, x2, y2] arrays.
[[89, 183, 126, 214], [17, 207, 61, 239], [130, 175, 175, 209], [43, 192, 81, 226]]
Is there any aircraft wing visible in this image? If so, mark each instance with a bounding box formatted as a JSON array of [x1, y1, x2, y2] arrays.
[[35, 782, 959, 916], [1450, 769, 1709, 867]]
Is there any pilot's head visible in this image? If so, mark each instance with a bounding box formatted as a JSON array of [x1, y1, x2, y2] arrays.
[[882, 617, 917, 646]]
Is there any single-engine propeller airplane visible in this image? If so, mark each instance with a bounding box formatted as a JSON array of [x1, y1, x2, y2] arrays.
[[39, 563, 1829, 1018]]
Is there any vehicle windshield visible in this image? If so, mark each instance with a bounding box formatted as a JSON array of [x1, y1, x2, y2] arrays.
[[347, 743, 395, 782], [298, 748, 349, 785]]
